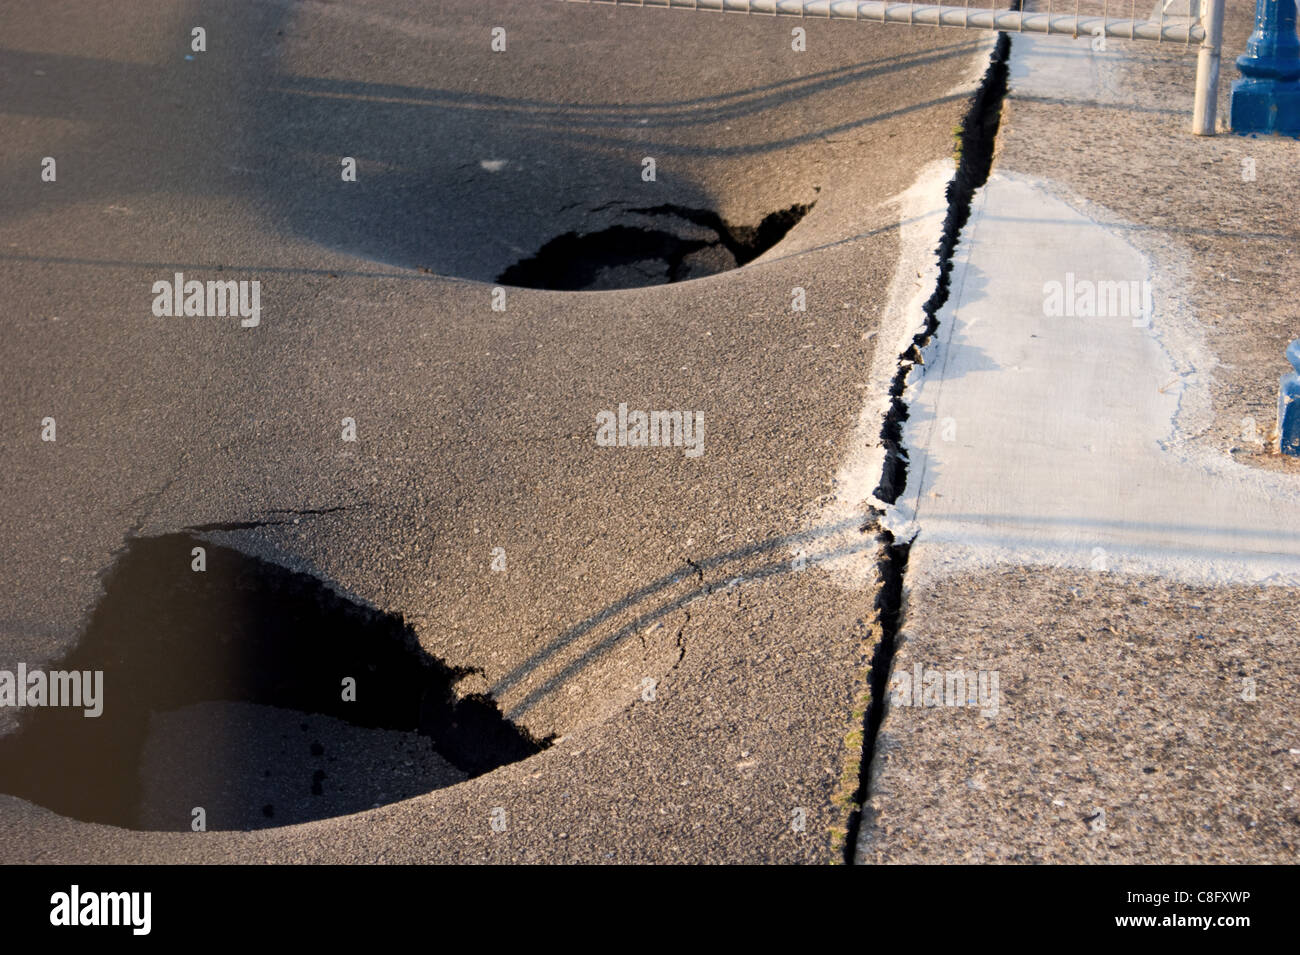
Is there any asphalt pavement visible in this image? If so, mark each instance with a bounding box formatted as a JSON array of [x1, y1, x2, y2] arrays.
[[0, 0, 986, 862]]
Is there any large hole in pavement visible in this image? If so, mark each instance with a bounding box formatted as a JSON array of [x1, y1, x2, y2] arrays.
[[497, 201, 813, 291], [0, 534, 548, 831]]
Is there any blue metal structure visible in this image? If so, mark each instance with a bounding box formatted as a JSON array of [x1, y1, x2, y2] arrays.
[[1278, 339, 1300, 454], [1231, 0, 1300, 135]]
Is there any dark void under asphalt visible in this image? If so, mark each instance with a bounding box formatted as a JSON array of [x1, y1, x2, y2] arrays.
[[0, 535, 548, 831], [497, 201, 813, 290]]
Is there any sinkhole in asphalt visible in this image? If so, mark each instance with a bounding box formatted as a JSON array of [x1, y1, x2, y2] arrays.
[[497, 201, 814, 291], [0, 534, 548, 831]]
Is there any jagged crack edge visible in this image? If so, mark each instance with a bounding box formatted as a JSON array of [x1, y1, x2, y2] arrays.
[[843, 29, 1012, 865]]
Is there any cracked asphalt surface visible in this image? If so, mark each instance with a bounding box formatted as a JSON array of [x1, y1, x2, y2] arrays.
[[0, 0, 986, 861]]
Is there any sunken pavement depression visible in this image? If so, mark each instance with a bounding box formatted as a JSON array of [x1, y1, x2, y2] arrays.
[[0, 0, 1009, 865], [498, 201, 814, 291], [0, 535, 548, 831], [7, 0, 1298, 880]]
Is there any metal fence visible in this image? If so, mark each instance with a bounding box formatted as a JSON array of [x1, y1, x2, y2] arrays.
[[558, 0, 1227, 134]]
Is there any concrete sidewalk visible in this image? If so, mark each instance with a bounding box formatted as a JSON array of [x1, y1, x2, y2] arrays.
[[859, 12, 1300, 863], [891, 171, 1300, 585]]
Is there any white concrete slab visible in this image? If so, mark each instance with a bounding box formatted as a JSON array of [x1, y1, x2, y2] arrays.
[[890, 172, 1300, 586], [804, 159, 952, 590]]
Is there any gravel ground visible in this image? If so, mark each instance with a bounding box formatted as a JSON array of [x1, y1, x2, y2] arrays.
[[860, 562, 1300, 863]]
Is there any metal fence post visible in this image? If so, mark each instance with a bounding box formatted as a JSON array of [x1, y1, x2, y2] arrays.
[[1230, 0, 1300, 135], [1192, 0, 1225, 134]]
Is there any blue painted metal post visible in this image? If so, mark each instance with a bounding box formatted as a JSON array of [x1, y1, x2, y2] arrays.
[[1231, 0, 1300, 135], [1278, 340, 1300, 454]]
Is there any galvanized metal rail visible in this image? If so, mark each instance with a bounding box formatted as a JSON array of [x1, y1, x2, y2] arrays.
[[558, 0, 1226, 135]]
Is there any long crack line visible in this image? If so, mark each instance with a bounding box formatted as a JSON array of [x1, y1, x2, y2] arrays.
[[841, 27, 1013, 865]]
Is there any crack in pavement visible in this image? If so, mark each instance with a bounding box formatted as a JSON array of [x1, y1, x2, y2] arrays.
[[843, 27, 1014, 865], [184, 503, 373, 532]]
